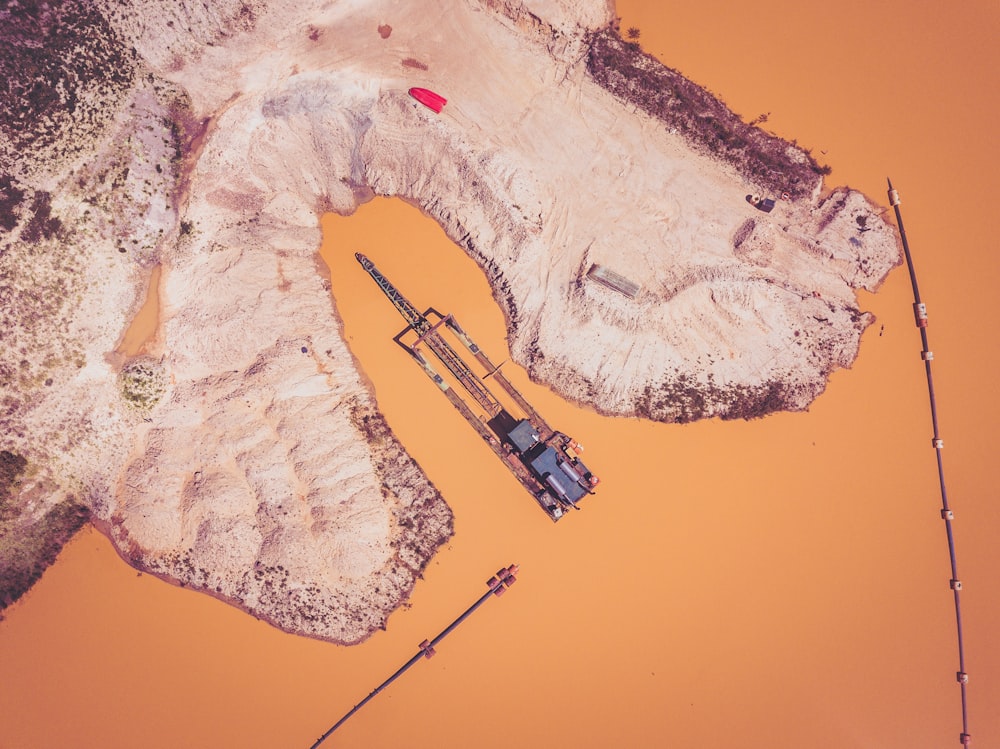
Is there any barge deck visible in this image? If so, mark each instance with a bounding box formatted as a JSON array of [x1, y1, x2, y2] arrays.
[[356, 253, 599, 520]]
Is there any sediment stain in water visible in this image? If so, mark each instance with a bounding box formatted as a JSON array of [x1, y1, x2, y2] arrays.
[[2, 2, 999, 748]]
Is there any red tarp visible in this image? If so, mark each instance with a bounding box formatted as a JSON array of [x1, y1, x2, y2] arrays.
[[409, 87, 447, 113]]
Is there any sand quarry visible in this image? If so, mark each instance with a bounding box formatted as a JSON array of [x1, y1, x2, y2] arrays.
[[0, 0, 897, 640]]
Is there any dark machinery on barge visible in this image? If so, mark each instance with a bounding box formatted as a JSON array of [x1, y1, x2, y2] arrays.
[[356, 253, 599, 520]]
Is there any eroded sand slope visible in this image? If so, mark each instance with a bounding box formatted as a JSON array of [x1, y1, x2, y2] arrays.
[[0, 0, 898, 640]]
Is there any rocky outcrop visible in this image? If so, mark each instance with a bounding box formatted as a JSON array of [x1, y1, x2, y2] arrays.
[[1, 0, 898, 639]]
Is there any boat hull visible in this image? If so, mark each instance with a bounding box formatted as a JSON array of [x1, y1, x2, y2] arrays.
[[409, 87, 447, 113]]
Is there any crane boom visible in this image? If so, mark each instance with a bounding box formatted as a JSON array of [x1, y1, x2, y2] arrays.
[[355, 253, 426, 330], [355, 253, 503, 416]]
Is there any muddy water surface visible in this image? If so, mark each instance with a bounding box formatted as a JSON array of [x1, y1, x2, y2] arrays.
[[2, 2, 998, 747], [115, 264, 161, 357]]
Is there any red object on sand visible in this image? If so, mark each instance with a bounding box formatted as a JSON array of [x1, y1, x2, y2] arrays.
[[409, 87, 447, 113]]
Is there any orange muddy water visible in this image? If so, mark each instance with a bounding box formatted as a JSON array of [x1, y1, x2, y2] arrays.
[[2, 2, 998, 747], [115, 265, 162, 357]]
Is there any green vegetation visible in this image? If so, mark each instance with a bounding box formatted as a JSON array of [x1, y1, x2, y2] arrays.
[[0, 0, 136, 168], [587, 29, 832, 199], [0, 450, 27, 500], [0, 175, 25, 231], [636, 373, 793, 423], [120, 358, 166, 410], [1, 451, 90, 613]]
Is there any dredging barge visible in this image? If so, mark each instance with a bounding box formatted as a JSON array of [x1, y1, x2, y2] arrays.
[[356, 253, 599, 520]]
